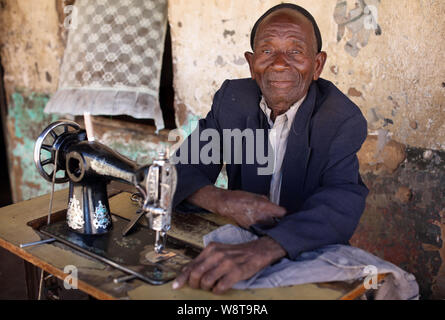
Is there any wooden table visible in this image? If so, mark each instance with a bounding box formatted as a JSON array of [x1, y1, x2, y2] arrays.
[[0, 187, 381, 300]]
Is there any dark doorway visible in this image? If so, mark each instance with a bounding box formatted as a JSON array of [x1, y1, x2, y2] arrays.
[[0, 57, 12, 207], [158, 24, 176, 129]]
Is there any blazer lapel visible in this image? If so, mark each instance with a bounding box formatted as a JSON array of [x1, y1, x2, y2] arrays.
[[241, 111, 272, 196], [279, 82, 318, 212]]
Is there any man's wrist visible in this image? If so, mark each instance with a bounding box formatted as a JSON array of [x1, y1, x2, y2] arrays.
[[258, 236, 287, 263], [187, 185, 227, 215]]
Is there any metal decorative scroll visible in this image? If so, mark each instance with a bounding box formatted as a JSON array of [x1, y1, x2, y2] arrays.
[[45, 0, 168, 131]]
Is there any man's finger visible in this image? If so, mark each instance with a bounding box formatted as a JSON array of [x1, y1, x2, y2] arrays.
[[172, 247, 214, 290], [188, 250, 223, 289], [270, 209, 286, 218], [172, 263, 194, 290], [212, 269, 242, 295], [259, 203, 287, 217], [172, 243, 223, 290], [200, 259, 234, 291]]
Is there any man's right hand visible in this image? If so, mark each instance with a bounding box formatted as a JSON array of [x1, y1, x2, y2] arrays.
[[187, 185, 287, 228]]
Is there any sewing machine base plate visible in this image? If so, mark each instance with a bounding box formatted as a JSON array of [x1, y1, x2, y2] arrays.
[[28, 210, 201, 285]]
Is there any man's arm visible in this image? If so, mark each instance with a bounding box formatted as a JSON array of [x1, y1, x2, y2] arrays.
[[172, 235, 286, 294], [173, 183, 287, 295], [173, 112, 367, 293], [173, 79, 286, 225], [251, 113, 369, 259], [171, 80, 288, 294], [187, 185, 286, 227]]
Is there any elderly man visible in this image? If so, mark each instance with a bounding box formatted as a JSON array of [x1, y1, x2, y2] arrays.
[[171, 3, 368, 294]]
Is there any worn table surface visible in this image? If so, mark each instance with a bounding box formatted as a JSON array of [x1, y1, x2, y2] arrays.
[[0, 187, 374, 300]]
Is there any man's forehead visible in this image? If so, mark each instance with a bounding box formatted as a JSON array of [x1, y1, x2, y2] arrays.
[[255, 8, 317, 46], [250, 4, 322, 52], [256, 9, 313, 38]]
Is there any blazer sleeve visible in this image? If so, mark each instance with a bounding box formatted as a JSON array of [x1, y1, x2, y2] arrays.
[[172, 81, 228, 208], [251, 113, 369, 260]]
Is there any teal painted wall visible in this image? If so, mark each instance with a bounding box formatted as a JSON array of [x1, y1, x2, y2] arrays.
[[7, 91, 63, 201]]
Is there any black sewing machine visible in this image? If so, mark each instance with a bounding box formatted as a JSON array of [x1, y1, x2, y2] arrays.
[[32, 120, 197, 285]]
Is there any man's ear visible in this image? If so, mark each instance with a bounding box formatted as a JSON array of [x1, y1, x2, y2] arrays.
[[313, 51, 327, 81], [244, 51, 255, 79]]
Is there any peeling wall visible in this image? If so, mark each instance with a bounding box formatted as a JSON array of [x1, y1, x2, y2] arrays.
[[0, 0, 167, 202], [168, 0, 445, 151], [6, 91, 63, 201], [0, 0, 64, 94], [352, 147, 445, 298], [0, 0, 65, 202], [168, 0, 445, 299], [0, 0, 444, 299]]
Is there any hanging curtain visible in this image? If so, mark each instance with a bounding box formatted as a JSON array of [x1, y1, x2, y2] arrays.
[[45, 0, 168, 131]]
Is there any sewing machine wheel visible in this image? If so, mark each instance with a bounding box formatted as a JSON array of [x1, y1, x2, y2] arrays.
[[34, 120, 81, 183]]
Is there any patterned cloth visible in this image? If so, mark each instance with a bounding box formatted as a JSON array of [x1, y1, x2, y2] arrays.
[[45, 0, 168, 131]]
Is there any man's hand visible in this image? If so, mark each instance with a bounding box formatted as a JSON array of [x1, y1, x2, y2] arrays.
[[188, 185, 287, 228], [172, 236, 286, 294]]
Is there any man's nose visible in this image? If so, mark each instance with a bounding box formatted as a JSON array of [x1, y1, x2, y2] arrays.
[[271, 52, 290, 71]]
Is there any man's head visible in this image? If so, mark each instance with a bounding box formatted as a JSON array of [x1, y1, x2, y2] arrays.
[[245, 3, 327, 116]]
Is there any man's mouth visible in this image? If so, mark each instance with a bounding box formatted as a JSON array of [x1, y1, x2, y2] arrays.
[[268, 80, 295, 88]]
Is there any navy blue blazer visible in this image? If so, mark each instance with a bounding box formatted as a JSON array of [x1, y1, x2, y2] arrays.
[[173, 78, 369, 259]]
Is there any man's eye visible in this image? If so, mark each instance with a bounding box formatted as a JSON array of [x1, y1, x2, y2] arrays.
[[262, 49, 272, 54], [290, 50, 301, 54]]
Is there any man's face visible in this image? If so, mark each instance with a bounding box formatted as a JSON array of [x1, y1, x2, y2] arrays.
[[245, 9, 327, 114]]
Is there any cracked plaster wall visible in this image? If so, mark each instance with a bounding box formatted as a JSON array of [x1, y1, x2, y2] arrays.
[[168, 0, 445, 299], [0, 0, 444, 299], [168, 0, 444, 151]]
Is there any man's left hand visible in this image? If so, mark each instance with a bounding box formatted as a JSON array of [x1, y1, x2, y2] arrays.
[[172, 236, 286, 294]]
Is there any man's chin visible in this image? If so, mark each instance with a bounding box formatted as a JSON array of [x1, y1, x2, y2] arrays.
[[264, 90, 299, 104], [268, 81, 296, 89]]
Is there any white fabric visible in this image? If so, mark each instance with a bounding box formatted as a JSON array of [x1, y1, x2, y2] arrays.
[[259, 95, 306, 204], [204, 225, 420, 300], [45, 0, 168, 131]]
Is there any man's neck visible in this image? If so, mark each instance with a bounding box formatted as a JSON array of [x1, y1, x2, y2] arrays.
[[271, 108, 286, 122], [260, 95, 307, 123], [263, 95, 307, 123], [264, 96, 307, 122]]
